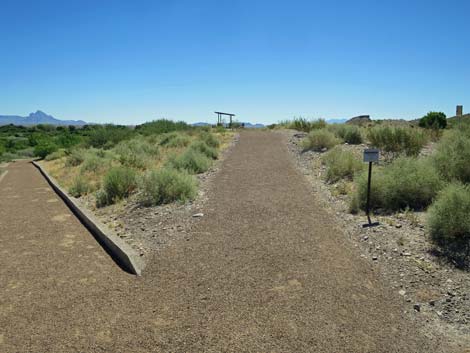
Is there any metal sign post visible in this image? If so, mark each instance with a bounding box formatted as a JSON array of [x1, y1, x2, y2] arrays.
[[363, 149, 380, 228]]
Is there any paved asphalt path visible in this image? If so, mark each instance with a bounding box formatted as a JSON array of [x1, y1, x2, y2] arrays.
[[0, 132, 454, 352]]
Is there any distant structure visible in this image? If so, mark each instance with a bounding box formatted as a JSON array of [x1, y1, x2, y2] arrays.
[[215, 111, 236, 127], [456, 105, 463, 117]]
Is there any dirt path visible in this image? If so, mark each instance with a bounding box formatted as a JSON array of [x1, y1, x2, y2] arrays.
[[0, 132, 455, 352]]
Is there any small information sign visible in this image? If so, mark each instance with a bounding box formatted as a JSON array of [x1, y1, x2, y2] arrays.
[[363, 149, 379, 163]]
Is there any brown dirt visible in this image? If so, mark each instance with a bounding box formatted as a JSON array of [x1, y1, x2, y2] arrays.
[[0, 131, 463, 352]]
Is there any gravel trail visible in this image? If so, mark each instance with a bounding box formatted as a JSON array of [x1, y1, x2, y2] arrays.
[[0, 132, 453, 352]]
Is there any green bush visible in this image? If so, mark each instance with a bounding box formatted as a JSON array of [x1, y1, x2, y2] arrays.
[[34, 141, 58, 159], [87, 125, 134, 149], [159, 132, 191, 148], [69, 175, 91, 198], [350, 157, 443, 213], [80, 153, 109, 174], [139, 167, 197, 206], [419, 111, 447, 129], [168, 149, 211, 174], [286, 117, 327, 132], [189, 140, 218, 159], [114, 139, 159, 169], [428, 183, 470, 265], [97, 166, 137, 206], [322, 147, 363, 183], [66, 149, 87, 167], [45, 149, 67, 161], [433, 130, 470, 183], [330, 125, 363, 144], [199, 131, 220, 148], [135, 119, 191, 135], [302, 129, 340, 151], [367, 126, 428, 157]]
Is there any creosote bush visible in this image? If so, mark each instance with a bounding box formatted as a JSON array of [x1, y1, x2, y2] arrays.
[[322, 147, 363, 183], [69, 175, 91, 198], [350, 157, 443, 213], [302, 129, 340, 151], [45, 149, 67, 161], [199, 131, 220, 148], [189, 140, 218, 159], [428, 183, 470, 266], [433, 129, 470, 183], [331, 125, 363, 144], [113, 139, 159, 169], [97, 166, 137, 207], [139, 167, 197, 206], [367, 126, 428, 157], [168, 149, 211, 174], [66, 149, 87, 167], [159, 132, 191, 148]]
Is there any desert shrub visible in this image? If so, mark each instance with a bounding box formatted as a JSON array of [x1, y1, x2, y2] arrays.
[[159, 132, 191, 148], [66, 149, 87, 167], [114, 139, 159, 169], [428, 183, 470, 266], [350, 157, 443, 213], [139, 167, 197, 206], [302, 129, 340, 151], [330, 125, 363, 144], [136, 119, 191, 135], [34, 141, 58, 159], [168, 149, 211, 174], [199, 131, 220, 148], [367, 126, 428, 157], [45, 149, 67, 161], [419, 111, 447, 129], [97, 166, 137, 206], [322, 147, 363, 183], [286, 117, 326, 132], [69, 175, 91, 198], [80, 153, 109, 174], [433, 130, 470, 183], [189, 140, 218, 159], [87, 125, 134, 149]]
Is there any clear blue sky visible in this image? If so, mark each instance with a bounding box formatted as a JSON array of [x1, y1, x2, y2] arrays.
[[1, 0, 469, 125]]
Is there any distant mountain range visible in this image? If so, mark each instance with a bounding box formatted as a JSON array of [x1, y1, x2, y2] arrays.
[[193, 122, 265, 128], [0, 111, 87, 126]]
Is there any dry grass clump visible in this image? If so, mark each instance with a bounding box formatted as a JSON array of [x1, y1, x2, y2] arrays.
[[302, 129, 340, 151], [350, 157, 443, 213], [428, 183, 470, 267], [139, 167, 197, 206], [322, 147, 363, 183], [367, 126, 428, 157]]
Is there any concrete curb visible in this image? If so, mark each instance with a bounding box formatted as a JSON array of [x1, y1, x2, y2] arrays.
[[0, 170, 9, 184], [32, 161, 144, 275]]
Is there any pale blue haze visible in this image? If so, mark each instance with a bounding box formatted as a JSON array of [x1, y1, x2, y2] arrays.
[[1, 0, 469, 125]]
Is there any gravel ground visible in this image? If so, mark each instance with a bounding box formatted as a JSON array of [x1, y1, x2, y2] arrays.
[[63, 134, 239, 263], [0, 131, 465, 352], [281, 129, 470, 346]]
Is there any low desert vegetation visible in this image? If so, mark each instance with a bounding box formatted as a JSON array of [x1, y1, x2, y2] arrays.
[[322, 147, 363, 183], [419, 111, 447, 130], [367, 125, 428, 157], [302, 129, 340, 151], [279, 116, 470, 265], [36, 121, 231, 208], [350, 157, 443, 213], [278, 117, 326, 132], [428, 183, 470, 266], [328, 124, 363, 144], [140, 167, 197, 206]]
